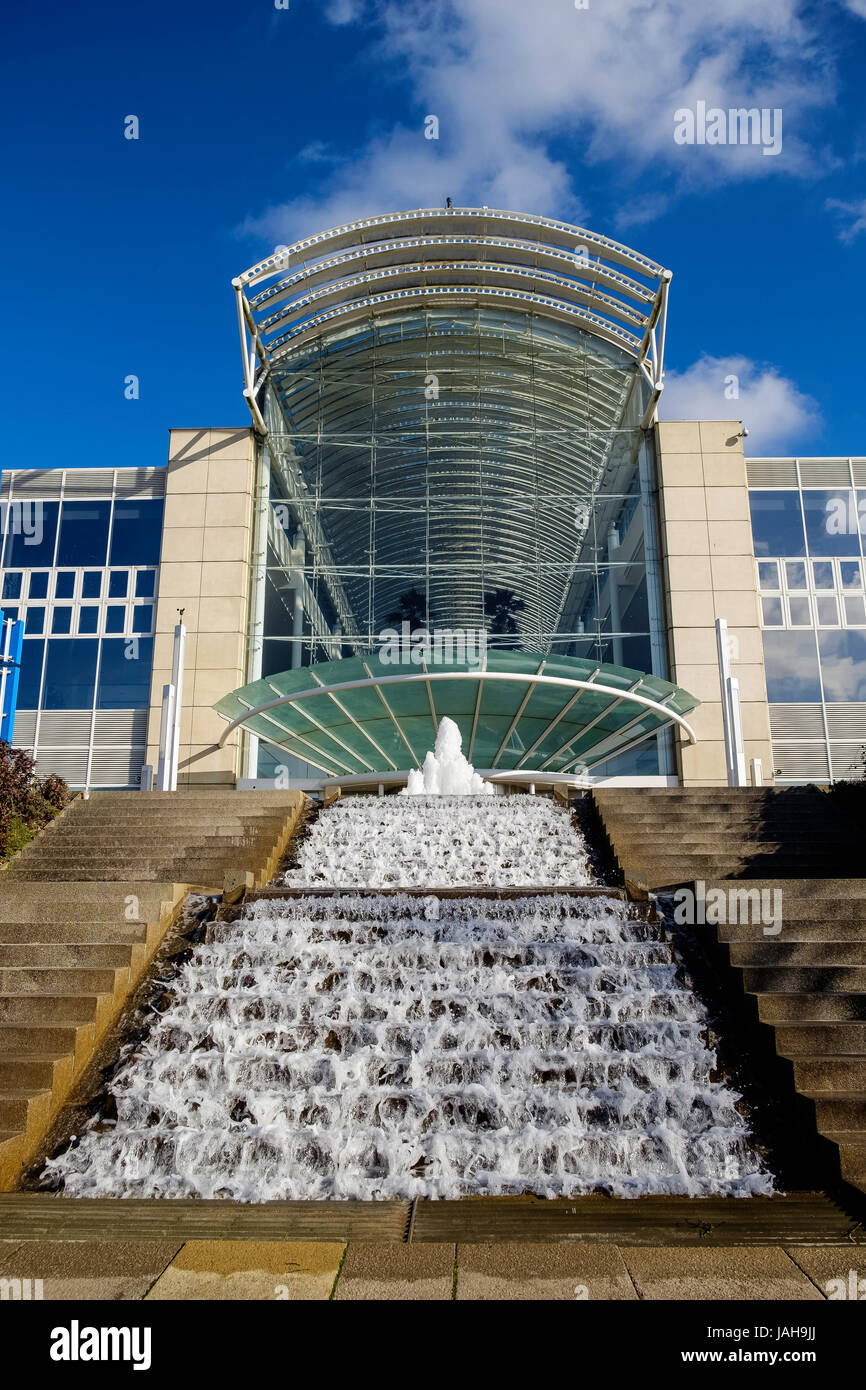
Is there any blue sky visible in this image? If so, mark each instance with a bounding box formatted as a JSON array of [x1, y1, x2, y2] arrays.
[[2, 0, 865, 466]]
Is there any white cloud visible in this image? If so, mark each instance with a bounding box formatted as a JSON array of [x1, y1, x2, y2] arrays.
[[245, 0, 837, 245], [323, 0, 365, 25], [841, 0, 866, 17], [660, 354, 822, 455], [825, 196, 866, 241]]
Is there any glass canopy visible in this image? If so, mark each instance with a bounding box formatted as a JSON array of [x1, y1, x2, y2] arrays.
[[215, 651, 698, 783]]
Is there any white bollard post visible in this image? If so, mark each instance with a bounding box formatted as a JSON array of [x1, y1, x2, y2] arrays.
[[156, 683, 176, 791], [750, 757, 763, 787]]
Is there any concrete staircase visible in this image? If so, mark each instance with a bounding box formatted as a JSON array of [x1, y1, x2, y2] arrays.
[[590, 786, 866, 1197], [0, 790, 306, 1188]]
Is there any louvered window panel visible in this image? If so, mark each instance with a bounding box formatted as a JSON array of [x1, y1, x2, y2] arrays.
[[769, 704, 824, 738], [7, 470, 64, 498], [33, 748, 89, 784], [92, 709, 148, 745], [11, 712, 37, 745], [35, 710, 93, 744], [799, 460, 852, 487], [772, 741, 830, 781], [114, 469, 166, 498], [88, 747, 145, 786], [62, 470, 115, 497], [829, 742, 866, 780], [746, 460, 798, 487], [851, 461, 866, 486], [825, 704, 866, 739]]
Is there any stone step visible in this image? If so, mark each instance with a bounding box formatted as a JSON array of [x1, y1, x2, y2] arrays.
[[0, 884, 176, 922], [0, 1089, 51, 1131], [31, 832, 279, 852], [743, 966, 866, 993], [0, 923, 150, 946], [717, 908, 866, 933], [758, 994, 866, 1024], [704, 879, 866, 896], [791, 1057, 866, 1092], [0, 1055, 66, 1089], [0, 994, 101, 1025], [811, 1094, 866, 1129], [730, 942, 866, 967], [0, 1025, 94, 1056], [0, 944, 135, 969], [776, 1024, 866, 1056], [0, 966, 124, 996], [822, 1131, 866, 1183]]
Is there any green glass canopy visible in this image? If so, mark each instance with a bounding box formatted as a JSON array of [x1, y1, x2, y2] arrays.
[[215, 652, 699, 783]]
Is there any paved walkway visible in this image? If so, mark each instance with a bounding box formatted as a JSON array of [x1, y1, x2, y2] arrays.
[[0, 1239, 858, 1300]]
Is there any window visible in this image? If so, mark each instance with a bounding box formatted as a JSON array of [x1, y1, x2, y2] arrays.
[[132, 604, 153, 634], [812, 560, 835, 590], [55, 572, 75, 599], [109, 499, 164, 566], [761, 597, 784, 626], [17, 639, 44, 707], [3, 500, 58, 567], [25, 607, 45, 634], [785, 561, 807, 590], [816, 596, 840, 626], [803, 490, 861, 557], [42, 638, 98, 709], [56, 501, 111, 567], [749, 491, 806, 557], [78, 607, 98, 634], [840, 561, 863, 590], [818, 630, 866, 701], [789, 596, 812, 626], [2, 573, 22, 600], [51, 607, 73, 634], [135, 570, 156, 598], [108, 571, 128, 598], [82, 571, 102, 598], [28, 573, 49, 599], [758, 561, 779, 590], [761, 630, 822, 702], [843, 595, 866, 626], [97, 637, 153, 709], [105, 606, 125, 634]]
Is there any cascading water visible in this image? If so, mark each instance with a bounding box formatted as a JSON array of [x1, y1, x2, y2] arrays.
[[44, 792, 774, 1200]]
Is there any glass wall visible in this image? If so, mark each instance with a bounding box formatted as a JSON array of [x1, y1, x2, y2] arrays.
[[0, 474, 164, 787], [749, 474, 866, 781], [254, 308, 671, 778]]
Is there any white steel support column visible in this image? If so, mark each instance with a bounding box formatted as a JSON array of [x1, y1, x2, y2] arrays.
[[169, 621, 186, 790], [607, 524, 623, 667], [716, 618, 746, 787], [156, 683, 176, 791]]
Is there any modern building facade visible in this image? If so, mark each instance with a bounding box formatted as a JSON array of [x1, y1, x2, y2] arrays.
[[1, 209, 863, 790]]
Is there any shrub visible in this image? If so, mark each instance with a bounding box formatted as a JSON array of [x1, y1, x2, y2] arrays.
[[0, 742, 71, 862]]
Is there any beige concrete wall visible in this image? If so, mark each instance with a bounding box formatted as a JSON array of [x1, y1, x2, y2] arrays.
[[146, 428, 256, 786], [655, 420, 773, 786]]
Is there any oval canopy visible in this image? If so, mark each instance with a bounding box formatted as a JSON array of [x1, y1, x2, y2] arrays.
[[215, 651, 699, 782]]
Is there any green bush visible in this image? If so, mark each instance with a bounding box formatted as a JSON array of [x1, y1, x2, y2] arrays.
[[0, 743, 71, 863], [829, 743, 866, 832]]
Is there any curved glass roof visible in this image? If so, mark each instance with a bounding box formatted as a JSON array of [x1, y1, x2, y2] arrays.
[[215, 652, 698, 782], [233, 208, 672, 648]]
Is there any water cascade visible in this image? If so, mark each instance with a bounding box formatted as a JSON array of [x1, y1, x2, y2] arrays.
[[44, 793, 773, 1200]]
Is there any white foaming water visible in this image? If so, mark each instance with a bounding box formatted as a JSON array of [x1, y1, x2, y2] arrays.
[[45, 796, 773, 1200], [281, 794, 591, 888], [403, 715, 493, 796]]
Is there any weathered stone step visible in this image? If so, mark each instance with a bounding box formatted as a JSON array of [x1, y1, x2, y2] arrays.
[[0, 923, 149, 946], [811, 1094, 866, 1129], [0, 966, 124, 995], [704, 879, 866, 897], [822, 1131, 866, 1183], [744, 966, 866, 993], [776, 1024, 866, 1055], [792, 1057, 866, 1092], [0, 1055, 64, 1089], [0, 1025, 93, 1056], [0, 995, 101, 1025], [758, 994, 866, 1024], [0, 883, 176, 922], [0, 944, 135, 969], [730, 942, 866, 967], [717, 909, 866, 934], [0, 1090, 51, 1130]]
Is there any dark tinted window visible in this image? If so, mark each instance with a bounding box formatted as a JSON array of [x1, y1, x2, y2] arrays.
[[97, 637, 153, 708], [803, 490, 861, 557], [3, 500, 58, 567], [761, 630, 822, 701], [43, 638, 98, 709], [17, 639, 44, 707], [57, 501, 110, 567], [28, 573, 48, 599], [2, 574, 21, 600], [55, 573, 75, 599], [749, 491, 806, 558], [818, 630, 866, 701], [109, 500, 164, 566]]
